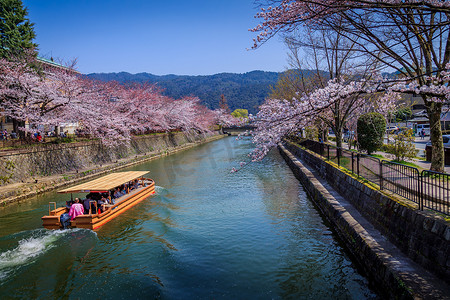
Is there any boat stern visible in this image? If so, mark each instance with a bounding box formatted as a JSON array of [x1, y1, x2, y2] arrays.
[[42, 206, 68, 230]]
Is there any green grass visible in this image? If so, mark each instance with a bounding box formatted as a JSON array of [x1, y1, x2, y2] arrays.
[[331, 157, 351, 169], [0, 136, 93, 150], [421, 172, 450, 182], [0, 132, 179, 151], [390, 160, 421, 169], [370, 154, 385, 159]]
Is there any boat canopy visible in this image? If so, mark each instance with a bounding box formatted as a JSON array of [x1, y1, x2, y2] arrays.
[[58, 171, 150, 193]]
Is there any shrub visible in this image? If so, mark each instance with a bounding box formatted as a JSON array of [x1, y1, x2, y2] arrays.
[[383, 129, 418, 161], [305, 126, 319, 141], [357, 112, 386, 154], [0, 159, 14, 184]]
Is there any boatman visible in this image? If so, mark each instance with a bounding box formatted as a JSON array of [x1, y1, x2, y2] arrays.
[[69, 198, 84, 220]]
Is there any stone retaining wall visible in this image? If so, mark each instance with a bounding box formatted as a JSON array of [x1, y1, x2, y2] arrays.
[[0, 132, 222, 204], [1, 132, 208, 184], [282, 141, 449, 284]]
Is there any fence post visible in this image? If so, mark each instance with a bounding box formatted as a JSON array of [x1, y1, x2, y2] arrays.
[[419, 171, 424, 211], [337, 147, 340, 166], [327, 144, 330, 160], [351, 152, 354, 173], [357, 153, 360, 177], [379, 160, 383, 190]]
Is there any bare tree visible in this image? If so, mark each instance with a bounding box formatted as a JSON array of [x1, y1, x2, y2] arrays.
[[272, 22, 384, 150], [253, 0, 450, 171]]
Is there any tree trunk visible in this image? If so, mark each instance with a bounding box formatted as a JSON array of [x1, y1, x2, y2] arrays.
[[322, 128, 328, 143], [335, 127, 344, 158], [335, 126, 343, 147], [12, 119, 26, 139], [12, 118, 18, 135], [427, 101, 444, 172]]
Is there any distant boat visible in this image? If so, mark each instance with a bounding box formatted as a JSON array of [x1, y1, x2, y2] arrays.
[[42, 171, 156, 230]]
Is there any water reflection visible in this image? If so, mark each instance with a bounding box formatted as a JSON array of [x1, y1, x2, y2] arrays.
[[0, 137, 378, 299]]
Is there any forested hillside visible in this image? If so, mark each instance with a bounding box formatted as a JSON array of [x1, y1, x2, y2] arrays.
[[87, 71, 280, 114]]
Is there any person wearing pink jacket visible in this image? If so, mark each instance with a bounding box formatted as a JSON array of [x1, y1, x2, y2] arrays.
[[68, 198, 84, 220]]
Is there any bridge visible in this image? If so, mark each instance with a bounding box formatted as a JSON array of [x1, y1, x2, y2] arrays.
[[222, 125, 255, 136]]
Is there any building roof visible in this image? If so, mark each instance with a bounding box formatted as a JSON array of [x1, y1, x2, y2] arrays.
[[410, 117, 429, 123], [37, 57, 80, 73]]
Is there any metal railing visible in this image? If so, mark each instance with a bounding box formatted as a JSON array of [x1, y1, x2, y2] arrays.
[[292, 139, 450, 216], [421, 170, 450, 215], [381, 161, 420, 204]]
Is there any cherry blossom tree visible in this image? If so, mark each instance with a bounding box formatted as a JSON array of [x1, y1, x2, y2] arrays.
[[258, 18, 395, 156], [282, 27, 373, 149], [0, 53, 238, 147], [0, 54, 86, 136], [250, 77, 396, 161], [70, 82, 230, 144], [252, 0, 450, 171]]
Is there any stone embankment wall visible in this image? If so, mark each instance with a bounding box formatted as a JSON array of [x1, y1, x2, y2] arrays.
[[281, 141, 449, 284], [0, 132, 222, 204]]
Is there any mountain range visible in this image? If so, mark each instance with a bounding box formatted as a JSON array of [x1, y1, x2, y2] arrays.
[[87, 71, 281, 114]]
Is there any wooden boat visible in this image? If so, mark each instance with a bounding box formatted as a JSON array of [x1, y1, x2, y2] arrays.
[[42, 171, 155, 230]]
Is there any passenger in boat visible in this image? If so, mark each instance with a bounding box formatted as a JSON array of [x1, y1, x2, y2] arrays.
[[130, 179, 140, 190], [97, 196, 109, 212], [120, 185, 127, 196], [108, 191, 115, 205], [113, 188, 121, 199], [82, 198, 90, 213], [65, 199, 74, 208], [68, 198, 84, 220], [83, 195, 97, 214]]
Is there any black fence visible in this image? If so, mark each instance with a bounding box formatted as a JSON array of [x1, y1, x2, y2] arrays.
[[294, 139, 449, 216], [421, 170, 450, 214]]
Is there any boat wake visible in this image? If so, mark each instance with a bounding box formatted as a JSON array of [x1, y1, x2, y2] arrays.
[[154, 186, 169, 196], [0, 229, 96, 283]]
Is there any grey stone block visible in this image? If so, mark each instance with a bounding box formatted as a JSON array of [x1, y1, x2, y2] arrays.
[[445, 227, 450, 242], [431, 221, 445, 236], [423, 218, 434, 231]]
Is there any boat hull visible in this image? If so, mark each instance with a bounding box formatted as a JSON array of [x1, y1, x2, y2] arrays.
[[42, 180, 156, 230]]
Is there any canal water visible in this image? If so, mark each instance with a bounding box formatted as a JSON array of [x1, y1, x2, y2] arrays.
[[0, 137, 378, 299]]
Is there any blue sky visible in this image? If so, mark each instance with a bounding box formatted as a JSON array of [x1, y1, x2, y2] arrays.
[[23, 0, 288, 75]]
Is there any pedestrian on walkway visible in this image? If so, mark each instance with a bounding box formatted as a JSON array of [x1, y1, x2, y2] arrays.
[[421, 128, 425, 139]]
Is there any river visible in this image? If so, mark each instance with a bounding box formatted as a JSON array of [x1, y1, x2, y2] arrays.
[[0, 137, 379, 299]]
